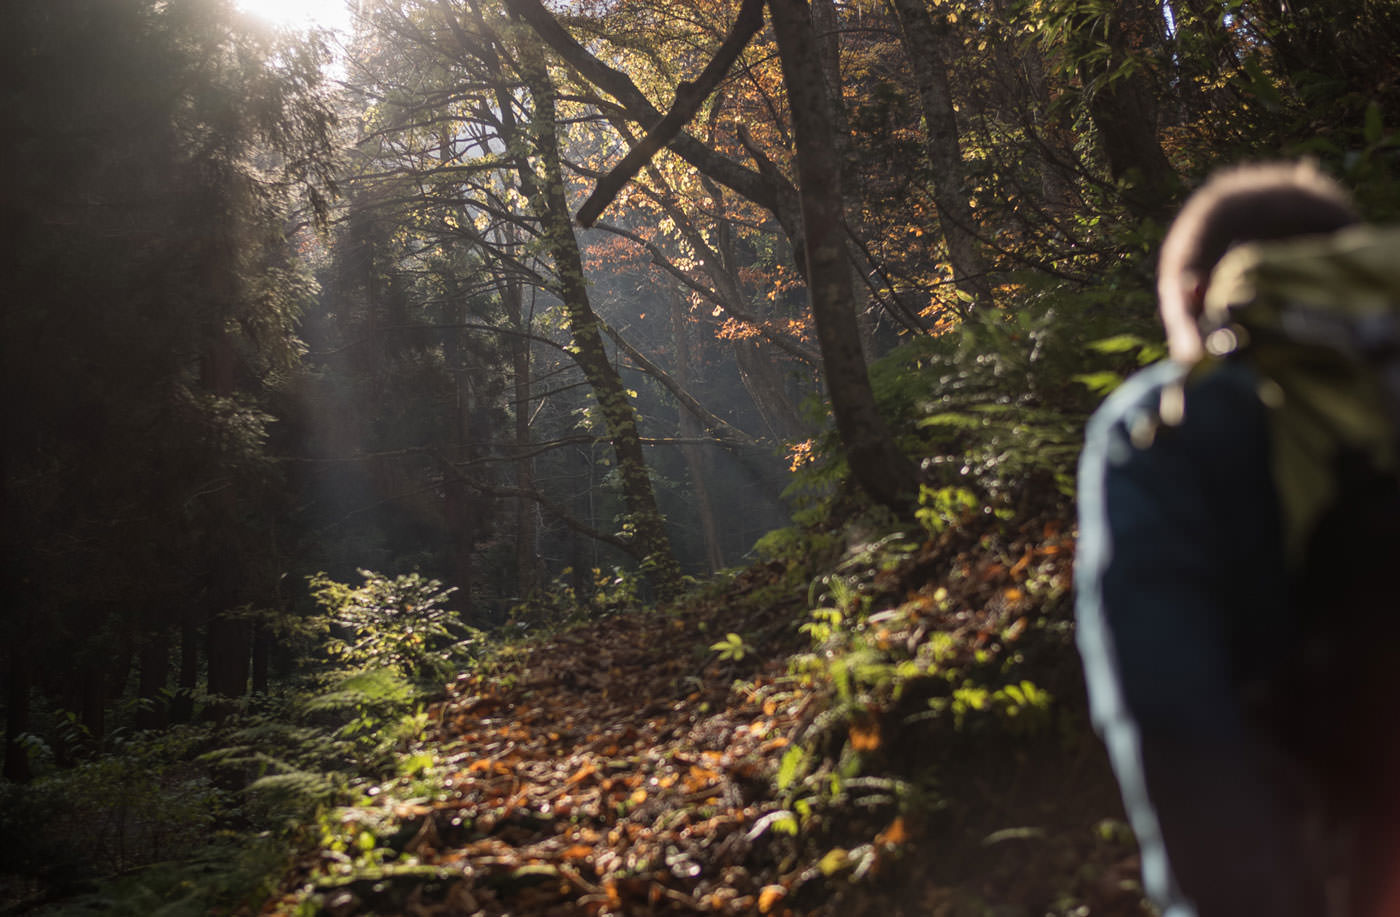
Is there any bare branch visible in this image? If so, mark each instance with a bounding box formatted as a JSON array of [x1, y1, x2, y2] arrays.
[[575, 0, 767, 227], [593, 316, 760, 449], [593, 221, 820, 366]]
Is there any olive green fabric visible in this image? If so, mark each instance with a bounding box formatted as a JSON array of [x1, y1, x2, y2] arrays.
[[1199, 225, 1400, 563]]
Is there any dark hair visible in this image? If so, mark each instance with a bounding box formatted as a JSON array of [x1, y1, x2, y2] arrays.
[[1159, 162, 1360, 287]]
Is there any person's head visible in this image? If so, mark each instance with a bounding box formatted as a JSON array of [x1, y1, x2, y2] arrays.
[[1157, 162, 1361, 361]]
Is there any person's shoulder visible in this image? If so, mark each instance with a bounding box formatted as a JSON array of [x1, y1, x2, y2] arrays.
[[1084, 357, 1268, 489], [1086, 360, 1186, 441], [1089, 358, 1262, 435]]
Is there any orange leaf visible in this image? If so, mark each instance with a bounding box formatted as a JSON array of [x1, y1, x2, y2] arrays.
[[684, 765, 721, 792], [560, 844, 594, 862], [876, 816, 909, 847], [758, 885, 787, 913], [566, 762, 598, 786], [848, 721, 881, 752]]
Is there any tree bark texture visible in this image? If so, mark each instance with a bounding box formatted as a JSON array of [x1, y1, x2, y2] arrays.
[[767, 0, 917, 510], [1070, 0, 1177, 219], [886, 0, 994, 308]]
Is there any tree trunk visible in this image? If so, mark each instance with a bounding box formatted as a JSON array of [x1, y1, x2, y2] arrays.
[[509, 285, 541, 597], [170, 616, 197, 724], [205, 609, 249, 707], [885, 0, 994, 308], [514, 52, 684, 598], [504, 0, 805, 245], [136, 632, 169, 731], [669, 297, 725, 572], [1070, 0, 1177, 219], [79, 659, 106, 750], [443, 465, 476, 617], [251, 622, 270, 696], [4, 654, 32, 782], [200, 328, 250, 714], [767, 0, 917, 511]]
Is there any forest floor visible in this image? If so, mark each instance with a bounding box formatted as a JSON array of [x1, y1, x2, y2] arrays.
[[259, 500, 1152, 917]]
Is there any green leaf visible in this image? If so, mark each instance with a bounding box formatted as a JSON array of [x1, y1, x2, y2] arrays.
[[1073, 371, 1123, 396], [1241, 54, 1283, 107], [1087, 334, 1148, 354], [776, 746, 807, 791]]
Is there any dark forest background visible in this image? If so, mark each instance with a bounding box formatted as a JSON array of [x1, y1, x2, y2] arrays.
[[2, 0, 1398, 911]]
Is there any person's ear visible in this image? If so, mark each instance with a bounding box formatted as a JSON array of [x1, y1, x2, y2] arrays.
[[1160, 271, 1208, 363], [1188, 277, 1208, 317]]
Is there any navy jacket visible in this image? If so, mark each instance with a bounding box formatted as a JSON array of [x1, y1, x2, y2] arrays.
[[1075, 359, 1320, 917]]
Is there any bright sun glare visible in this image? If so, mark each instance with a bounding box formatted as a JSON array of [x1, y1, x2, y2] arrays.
[[237, 0, 355, 32]]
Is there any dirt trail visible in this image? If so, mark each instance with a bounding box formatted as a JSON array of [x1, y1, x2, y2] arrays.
[[263, 509, 1149, 916]]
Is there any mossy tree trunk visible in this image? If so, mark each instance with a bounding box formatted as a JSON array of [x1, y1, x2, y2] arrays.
[[510, 48, 684, 599]]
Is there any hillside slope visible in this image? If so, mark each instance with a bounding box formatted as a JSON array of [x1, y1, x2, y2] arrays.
[[262, 501, 1150, 917]]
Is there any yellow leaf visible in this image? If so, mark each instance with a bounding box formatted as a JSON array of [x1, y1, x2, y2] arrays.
[[818, 847, 851, 875]]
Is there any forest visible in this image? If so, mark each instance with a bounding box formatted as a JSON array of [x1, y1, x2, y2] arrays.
[[2, 0, 1398, 914]]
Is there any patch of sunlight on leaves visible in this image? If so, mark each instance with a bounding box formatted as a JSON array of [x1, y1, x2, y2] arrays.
[[397, 751, 435, 778], [775, 746, 809, 792], [745, 809, 800, 840], [915, 484, 978, 536], [710, 632, 753, 661]]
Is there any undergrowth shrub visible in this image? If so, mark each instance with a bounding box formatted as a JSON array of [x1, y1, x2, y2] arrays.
[[309, 569, 485, 685], [1, 568, 481, 915], [765, 493, 1076, 850], [874, 292, 1153, 499], [502, 564, 649, 637]]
